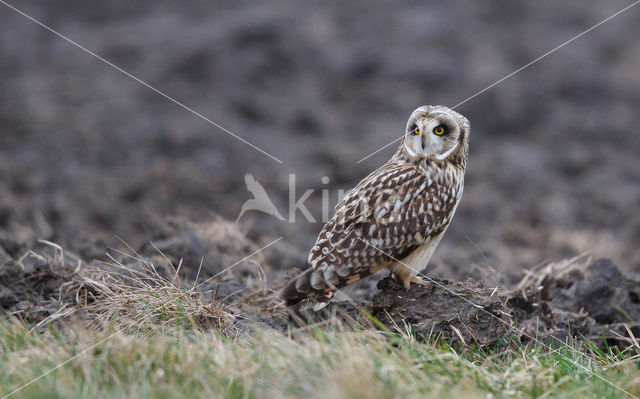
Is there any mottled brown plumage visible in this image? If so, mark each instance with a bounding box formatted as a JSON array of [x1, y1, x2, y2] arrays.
[[280, 105, 470, 306]]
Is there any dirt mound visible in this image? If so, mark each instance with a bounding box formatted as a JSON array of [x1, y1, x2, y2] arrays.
[[368, 257, 640, 349], [522, 257, 640, 347], [0, 218, 276, 330], [371, 277, 512, 346], [2, 227, 639, 350], [540, 258, 640, 325]]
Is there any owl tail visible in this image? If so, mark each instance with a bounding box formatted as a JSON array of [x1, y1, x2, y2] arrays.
[[279, 264, 384, 306]]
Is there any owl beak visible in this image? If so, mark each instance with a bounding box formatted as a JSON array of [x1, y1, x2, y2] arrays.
[[420, 132, 427, 150]]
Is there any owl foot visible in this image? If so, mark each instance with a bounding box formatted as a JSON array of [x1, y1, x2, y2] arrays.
[[402, 275, 431, 291]]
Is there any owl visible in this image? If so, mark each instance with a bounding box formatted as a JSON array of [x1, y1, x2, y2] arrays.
[[280, 105, 470, 306]]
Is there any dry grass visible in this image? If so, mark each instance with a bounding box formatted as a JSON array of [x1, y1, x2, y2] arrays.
[[78, 245, 240, 338]]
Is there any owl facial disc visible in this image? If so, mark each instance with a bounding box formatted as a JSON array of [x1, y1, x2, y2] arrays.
[[403, 105, 468, 161]]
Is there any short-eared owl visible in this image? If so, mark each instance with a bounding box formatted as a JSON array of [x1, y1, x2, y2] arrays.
[[280, 105, 470, 306]]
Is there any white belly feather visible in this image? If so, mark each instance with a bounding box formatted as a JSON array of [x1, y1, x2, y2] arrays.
[[386, 233, 444, 281]]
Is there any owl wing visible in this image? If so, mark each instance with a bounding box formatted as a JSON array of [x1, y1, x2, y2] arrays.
[[308, 159, 459, 271]]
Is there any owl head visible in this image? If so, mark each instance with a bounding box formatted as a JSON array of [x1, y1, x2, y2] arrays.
[[403, 105, 470, 161]]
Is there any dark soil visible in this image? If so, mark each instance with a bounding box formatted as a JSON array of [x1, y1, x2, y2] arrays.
[[0, 246, 86, 325], [2, 222, 639, 349], [370, 258, 640, 348], [2, 1, 640, 282], [285, 258, 640, 349], [372, 277, 513, 346], [1, 2, 640, 346]]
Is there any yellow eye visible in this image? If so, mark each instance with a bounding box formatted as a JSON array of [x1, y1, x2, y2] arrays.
[[413, 126, 420, 135], [433, 125, 446, 135]]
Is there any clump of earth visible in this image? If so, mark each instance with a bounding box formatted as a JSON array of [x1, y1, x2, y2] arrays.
[[2, 218, 638, 349]]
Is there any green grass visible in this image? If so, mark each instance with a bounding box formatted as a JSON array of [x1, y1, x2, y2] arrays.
[[1, 319, 639, 399], [2, 252, 638, 398]]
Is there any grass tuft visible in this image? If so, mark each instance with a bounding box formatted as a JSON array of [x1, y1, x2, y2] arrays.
[[79, 249, 239, 338]]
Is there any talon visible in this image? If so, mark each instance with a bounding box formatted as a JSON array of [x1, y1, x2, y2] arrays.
[[401, 275, 430, 291], [410, 276, 431, 287]]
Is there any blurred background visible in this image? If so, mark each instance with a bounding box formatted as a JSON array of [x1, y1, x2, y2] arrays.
[[1, 1, 639, 286]]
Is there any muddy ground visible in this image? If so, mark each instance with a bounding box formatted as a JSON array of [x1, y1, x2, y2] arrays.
[[1, 2, 640, 346]]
